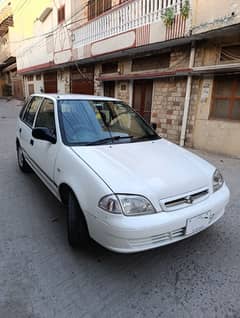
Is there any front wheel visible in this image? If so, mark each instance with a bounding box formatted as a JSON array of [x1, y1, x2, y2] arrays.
[[67, 191, 90, 248], [17, 145, 31, 173]]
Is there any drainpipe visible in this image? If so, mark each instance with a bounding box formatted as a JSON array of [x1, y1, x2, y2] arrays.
[[180, 42, 196, 147]]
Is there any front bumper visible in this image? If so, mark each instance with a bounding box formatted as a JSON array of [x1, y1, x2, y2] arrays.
[[87, 184, 230, 253]]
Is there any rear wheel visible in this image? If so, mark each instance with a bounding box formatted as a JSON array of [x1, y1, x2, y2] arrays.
[[17, 144, 31, 173], [67, 191, 90, 248]]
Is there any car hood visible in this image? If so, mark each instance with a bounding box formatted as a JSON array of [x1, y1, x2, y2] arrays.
[[72, 139, 215, 201]]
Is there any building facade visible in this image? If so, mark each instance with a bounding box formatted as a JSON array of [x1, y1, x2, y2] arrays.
[[0, 0, 24, 98], [12, 0, 240, 157]]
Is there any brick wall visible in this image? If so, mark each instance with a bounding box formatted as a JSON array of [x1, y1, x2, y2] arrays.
[[94, 64, 104, 96], [151, 78, 187, 144]]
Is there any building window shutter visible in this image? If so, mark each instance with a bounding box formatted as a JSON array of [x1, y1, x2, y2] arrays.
[[88, 0, 112, 20], [211, 76, 240, 121], [88, 0, 95, 19], [104, 0, 112, 11]]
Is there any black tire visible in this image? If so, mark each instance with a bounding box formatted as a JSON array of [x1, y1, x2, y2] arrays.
[[17, 144, 32, 173], [67, 191, 90, 248]]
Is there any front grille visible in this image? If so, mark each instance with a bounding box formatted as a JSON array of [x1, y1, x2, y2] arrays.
[[162, 188, 209, 212], [129, 227, 185, 247]]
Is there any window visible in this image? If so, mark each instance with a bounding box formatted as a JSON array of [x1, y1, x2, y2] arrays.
[[36, 74, 41, 81], [102, 62, 118, 74], [88, 0, 112, 20], [27, 75, 33, 81], [35, 98, 56, 135], [28, 84, 34, 95], [211, 76, 240, 121], [132, 53, 170, 72], [220, 45, 240, 63], [104, 81, 115, 97], [19, 97, 31, 120], [23, 96, 43, 127], [58, 100, 158, 145], [58, 5, 65, 24]]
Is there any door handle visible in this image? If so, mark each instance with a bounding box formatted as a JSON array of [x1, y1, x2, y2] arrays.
[[30, 139, 34, 146]]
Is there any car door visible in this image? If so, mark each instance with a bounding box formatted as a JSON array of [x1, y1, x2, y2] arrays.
[[30, 97, 59, 194], [19, 96, 43, 159]]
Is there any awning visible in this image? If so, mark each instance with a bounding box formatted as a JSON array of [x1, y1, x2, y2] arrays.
[[192, 63, 240, 75], [97, 68, 191, 81]]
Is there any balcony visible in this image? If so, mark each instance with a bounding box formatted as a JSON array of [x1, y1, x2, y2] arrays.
[[73, 0, 191, 59], [0, 33, 11, 64]]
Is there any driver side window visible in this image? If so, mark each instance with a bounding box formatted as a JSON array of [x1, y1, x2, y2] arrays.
[[35, 98, 56, 136]]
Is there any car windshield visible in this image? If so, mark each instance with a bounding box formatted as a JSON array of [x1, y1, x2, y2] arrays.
[[58, 99, 159, 146]]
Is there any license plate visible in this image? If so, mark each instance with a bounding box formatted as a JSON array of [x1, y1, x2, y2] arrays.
[[185, 211, 211, 235]]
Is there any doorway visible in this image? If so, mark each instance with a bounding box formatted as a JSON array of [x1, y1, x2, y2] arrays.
[[133, 80, 153, 123], [70, 65, 94, 94], [104, 81, 115, 97], [44, 72, 57, 93]]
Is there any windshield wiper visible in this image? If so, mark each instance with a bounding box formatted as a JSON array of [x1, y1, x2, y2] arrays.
[[132, 135, 160, 142], [85, 135, 134, 145]]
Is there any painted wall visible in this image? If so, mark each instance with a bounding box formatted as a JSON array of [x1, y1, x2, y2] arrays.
[[0, 33, 10, 63], [192, 0, 240, 34], [13, 0, 72, 72], [192, 77, 240, 158], [0, 1, 15, 63], [193, 78, 240, 158], [190, 35, 240, 158]]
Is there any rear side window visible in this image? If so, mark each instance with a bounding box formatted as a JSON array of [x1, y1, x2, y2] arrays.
[[35, 98, 56, 135], [19, 98, 30, 120], [23, 96, 42, 127]]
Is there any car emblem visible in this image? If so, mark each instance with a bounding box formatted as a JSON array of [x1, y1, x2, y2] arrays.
[[185, 195, 194, 204]]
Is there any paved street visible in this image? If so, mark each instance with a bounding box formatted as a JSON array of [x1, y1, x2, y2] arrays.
[[0, 99, 240, 318]]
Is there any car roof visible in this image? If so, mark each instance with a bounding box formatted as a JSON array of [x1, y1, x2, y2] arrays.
[[30, 93, 120, 102]]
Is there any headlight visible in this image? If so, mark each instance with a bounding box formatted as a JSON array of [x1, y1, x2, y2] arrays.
[[98, 194, 156, 216], [98, 194, 122, 214], [213, 169, 224, 192]]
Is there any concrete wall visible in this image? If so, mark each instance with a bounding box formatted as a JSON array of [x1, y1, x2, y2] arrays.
[[189, 35, 240, 158], [192, 0, 240, 34], [192, 77, 240, 158], [14, 0, 72, 72]]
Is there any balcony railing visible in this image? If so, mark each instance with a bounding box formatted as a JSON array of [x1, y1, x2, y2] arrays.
[[73, 0, 185, 48]]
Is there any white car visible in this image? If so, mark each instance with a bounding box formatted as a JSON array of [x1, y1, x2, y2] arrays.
[[16, 94, 230, 253]]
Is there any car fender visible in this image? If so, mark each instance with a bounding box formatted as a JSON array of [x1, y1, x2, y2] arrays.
[[54, 145, 113, 219]]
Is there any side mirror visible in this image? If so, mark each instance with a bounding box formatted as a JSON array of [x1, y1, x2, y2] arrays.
[[32, 127, 56, 144], [151, 123, 157, 131]]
